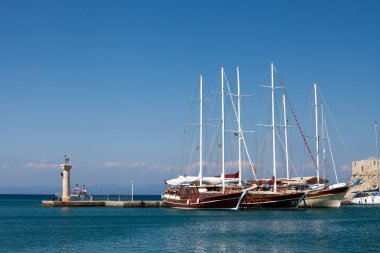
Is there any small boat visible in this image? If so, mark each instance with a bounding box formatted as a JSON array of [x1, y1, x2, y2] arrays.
[[351, 123, 380, 205], [351, 191, 380, 205], [70, 184, 92, 201], [53, 184, 92, 201]]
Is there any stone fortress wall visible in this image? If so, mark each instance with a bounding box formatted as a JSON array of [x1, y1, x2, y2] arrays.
[[344, 159, 379, 201]]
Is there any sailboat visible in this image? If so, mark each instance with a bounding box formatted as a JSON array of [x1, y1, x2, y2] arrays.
[[240, 63, 306, 209], [294, 83, 349, 208], [351, 122, 380, 205], [162, 69, 251, 210]]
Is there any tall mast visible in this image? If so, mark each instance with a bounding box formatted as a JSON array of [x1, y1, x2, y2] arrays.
[[375, 122, 379, 192], [314, 83, 320, 183], [321, 103, 327, 180], [221, 67, 225, 191], [237, 67, 242, 186], [271, 63, 277, 192], [376, 122, 379, 160], [282, 91, 290, 179], [199, 75, 203, 186]]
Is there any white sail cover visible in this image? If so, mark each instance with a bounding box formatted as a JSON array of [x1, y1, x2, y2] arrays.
[[165, 176, 199, 186], [165, 175, 238, 186]]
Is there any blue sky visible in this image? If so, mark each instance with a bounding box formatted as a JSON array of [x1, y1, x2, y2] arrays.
[[0, 0, 379, 194]]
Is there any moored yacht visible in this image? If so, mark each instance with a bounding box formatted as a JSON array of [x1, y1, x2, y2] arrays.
[[162, 183, 248, 209], [276, 83, 350, 208], [161, 69, 249, 210], [240, 63, 306, 209]]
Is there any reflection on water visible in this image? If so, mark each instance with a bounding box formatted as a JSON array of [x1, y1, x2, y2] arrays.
[[60, 206, 72, 215]]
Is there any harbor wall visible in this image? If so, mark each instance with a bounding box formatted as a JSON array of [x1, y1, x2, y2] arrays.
[[344, 159, 379, 202], [41, 200, 163, 208]]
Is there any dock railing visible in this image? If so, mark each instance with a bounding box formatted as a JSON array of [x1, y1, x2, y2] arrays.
[[90, 195, 132, 201]]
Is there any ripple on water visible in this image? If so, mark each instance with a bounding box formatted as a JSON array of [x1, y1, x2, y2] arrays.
[[0, 196, 379, 252]]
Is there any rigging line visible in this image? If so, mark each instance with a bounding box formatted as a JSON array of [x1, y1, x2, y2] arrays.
[[171, 125, 188, 176], [317, 88, 353, 161], [205, 112, 221, 171], [277, 129, 286, 177], [256, 129, 270, 177], [227, 131, 238, 172], [274, 70, 319, 172], [288, 129, 299, 177], [185, 101, 199, 174], [171, 122, 187, 176], [254, 126, 258, 172], [172, 83, 200, 176], [224, 71, 257, 179], [375, 122, 379, 157], [186, 98, 201, 176], [275, 129, 299, 178], [283, 89, 319, 172], [324, 116, 339, 184], [304, 94, 314, 175], [375, 122, 380, 193], [263, 130, 271, 177], [203, 77, 219, 171], [187, 128, 198, 176]]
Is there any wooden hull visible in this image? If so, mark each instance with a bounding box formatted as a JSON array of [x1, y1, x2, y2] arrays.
[[240, 191, 306, 209], [300, 185, 350, 208], [162, 191, 244, 210]]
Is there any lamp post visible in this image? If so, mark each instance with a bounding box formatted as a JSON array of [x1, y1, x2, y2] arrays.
[[131, 179, 134, 202]]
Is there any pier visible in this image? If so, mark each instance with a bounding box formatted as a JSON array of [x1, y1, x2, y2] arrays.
[[41, 156, 166, 208], [42, 200, 164, 208]]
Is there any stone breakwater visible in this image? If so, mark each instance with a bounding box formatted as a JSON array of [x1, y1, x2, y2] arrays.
[[42, 200, 164, 208]]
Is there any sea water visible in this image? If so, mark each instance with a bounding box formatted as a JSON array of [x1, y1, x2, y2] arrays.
[[0, 195, 379, 253]]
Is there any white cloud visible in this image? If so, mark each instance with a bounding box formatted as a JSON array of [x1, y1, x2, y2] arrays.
[[225, 160, 252, 169], [103, 162, 121, 168], [300, 162, 318, 170], [24, 159, 59, 170], [98, 161, 171, 171], [340, 164, 351, 172], [0, 165, 9, 171], [366, 156, 378, 160]]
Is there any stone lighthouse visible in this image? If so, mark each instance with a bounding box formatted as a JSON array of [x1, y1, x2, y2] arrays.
[[61, 155, 72, 201]]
